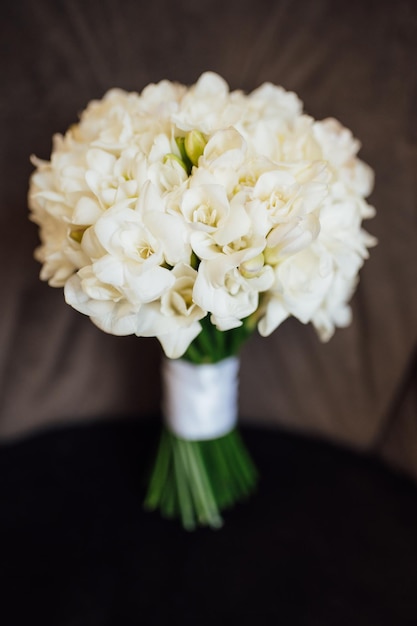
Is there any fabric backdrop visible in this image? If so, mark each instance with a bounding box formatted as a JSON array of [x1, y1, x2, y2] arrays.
[[1, 0, 416, 476]]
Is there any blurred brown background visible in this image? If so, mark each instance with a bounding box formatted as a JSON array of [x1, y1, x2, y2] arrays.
[[1, 0, 416, 476]]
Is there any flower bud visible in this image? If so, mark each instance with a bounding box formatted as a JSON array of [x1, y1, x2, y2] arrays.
[[163, 153, 188, 172], [184, 130, 207, 166], [240, 253, 265, 278]]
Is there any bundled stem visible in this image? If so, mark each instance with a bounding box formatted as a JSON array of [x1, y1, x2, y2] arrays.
[[144, 313, 259, 529], [144, 428, 258, 530]]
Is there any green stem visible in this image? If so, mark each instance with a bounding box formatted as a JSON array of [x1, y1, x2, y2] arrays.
[[144, 427, 258, 529], [180, 439, 223, 528]]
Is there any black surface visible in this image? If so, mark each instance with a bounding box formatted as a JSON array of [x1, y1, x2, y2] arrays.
[[1, 418, 417, 626]]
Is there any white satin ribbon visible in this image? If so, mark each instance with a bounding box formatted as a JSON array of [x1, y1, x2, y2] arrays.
[[162, 356, 239, 441]]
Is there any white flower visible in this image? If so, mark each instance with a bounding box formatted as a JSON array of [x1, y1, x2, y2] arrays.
[[235, 82, 302, 160], [197, 128, 247, 195], [311, 272, 356, 341], [138, 182, 192, 266], [172, 72, 243, 133], [133, 263, 206, 358], [251, 162, 329, 222], [32, 213, 81, 286], [193, 240, 274, 330], [29, 72, 376, 357], [180, 176, 251, 249], [88, 201, 176, 306], [64, 268, 140, 336], [259, 246, 334, 336], [139, 79, 186, 118], [313, 118, 375, 198]]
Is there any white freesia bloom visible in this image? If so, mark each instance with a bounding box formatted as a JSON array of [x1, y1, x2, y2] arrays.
[[180, 178, 251, 248], [235, 83, 302, 160], [29, 72, 376, 357], [64, 268, 140, 336], [172, 72, 244, 134], [33, 213, 82, 286], [260, 246, 334, 335], [133, 263, 206, 358], [193, 240, 274, 331]]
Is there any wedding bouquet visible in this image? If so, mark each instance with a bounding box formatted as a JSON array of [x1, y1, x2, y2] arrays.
[[28, 72, 376, 529]]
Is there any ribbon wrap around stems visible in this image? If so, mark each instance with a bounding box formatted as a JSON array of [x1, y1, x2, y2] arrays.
[[162, 356, 239, 441]]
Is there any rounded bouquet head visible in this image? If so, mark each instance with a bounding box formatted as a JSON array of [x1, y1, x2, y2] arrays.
[[28, 71, 376, 358]]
